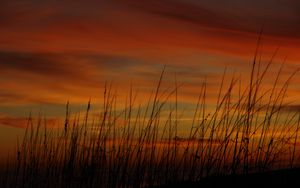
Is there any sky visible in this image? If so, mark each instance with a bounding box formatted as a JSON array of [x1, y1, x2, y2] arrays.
[[0, 0, 300, 157]]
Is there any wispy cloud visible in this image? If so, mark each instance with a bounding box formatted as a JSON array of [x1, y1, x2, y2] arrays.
[[0, 116, 58, 129], [0, 50, 143, 104], [282, 104, 300, 112], [115, 0, 300, 38]]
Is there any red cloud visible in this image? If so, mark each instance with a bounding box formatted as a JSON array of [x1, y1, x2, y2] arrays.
[[0, 116, 58, 129]]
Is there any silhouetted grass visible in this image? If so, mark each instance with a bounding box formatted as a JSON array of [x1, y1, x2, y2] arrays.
[[1, 50, 300, 188]]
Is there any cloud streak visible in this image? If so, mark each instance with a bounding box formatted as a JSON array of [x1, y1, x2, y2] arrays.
[[0, 116, 58, 129], [115, 0, 300, 38], [0, 50, 145, 104]]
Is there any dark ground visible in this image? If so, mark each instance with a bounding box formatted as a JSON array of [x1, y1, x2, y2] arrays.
[[1, 167, 299, 187], [159, 168, 300, 188]]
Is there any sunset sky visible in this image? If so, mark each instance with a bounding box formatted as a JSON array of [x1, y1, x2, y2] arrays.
[[1, 0, 300, 157]]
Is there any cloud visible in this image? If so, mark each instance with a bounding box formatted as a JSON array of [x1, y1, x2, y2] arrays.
[[0, 91, 25, 103], [114, 0, 300, 38], [1, 0, 300, 67], [0, 51, 78, 76], [0, 51, 139, 77], [0, 51, 101, 102], [0, 116, 58, 129], [0, 50, 142, 103], [282, 104, 300, 112], [116, 0, 231, 28]]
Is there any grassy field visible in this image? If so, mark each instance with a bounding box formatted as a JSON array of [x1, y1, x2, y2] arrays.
[[1, 48, 300, 187]]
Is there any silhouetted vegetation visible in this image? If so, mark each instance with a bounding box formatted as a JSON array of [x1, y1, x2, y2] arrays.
[[1, 47, 300, 187]]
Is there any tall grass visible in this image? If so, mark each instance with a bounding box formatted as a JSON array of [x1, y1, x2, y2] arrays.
[[1, 52, 300, 188]]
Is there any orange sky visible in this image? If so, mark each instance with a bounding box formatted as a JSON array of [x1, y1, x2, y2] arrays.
[[0, 0, 300, 156]]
